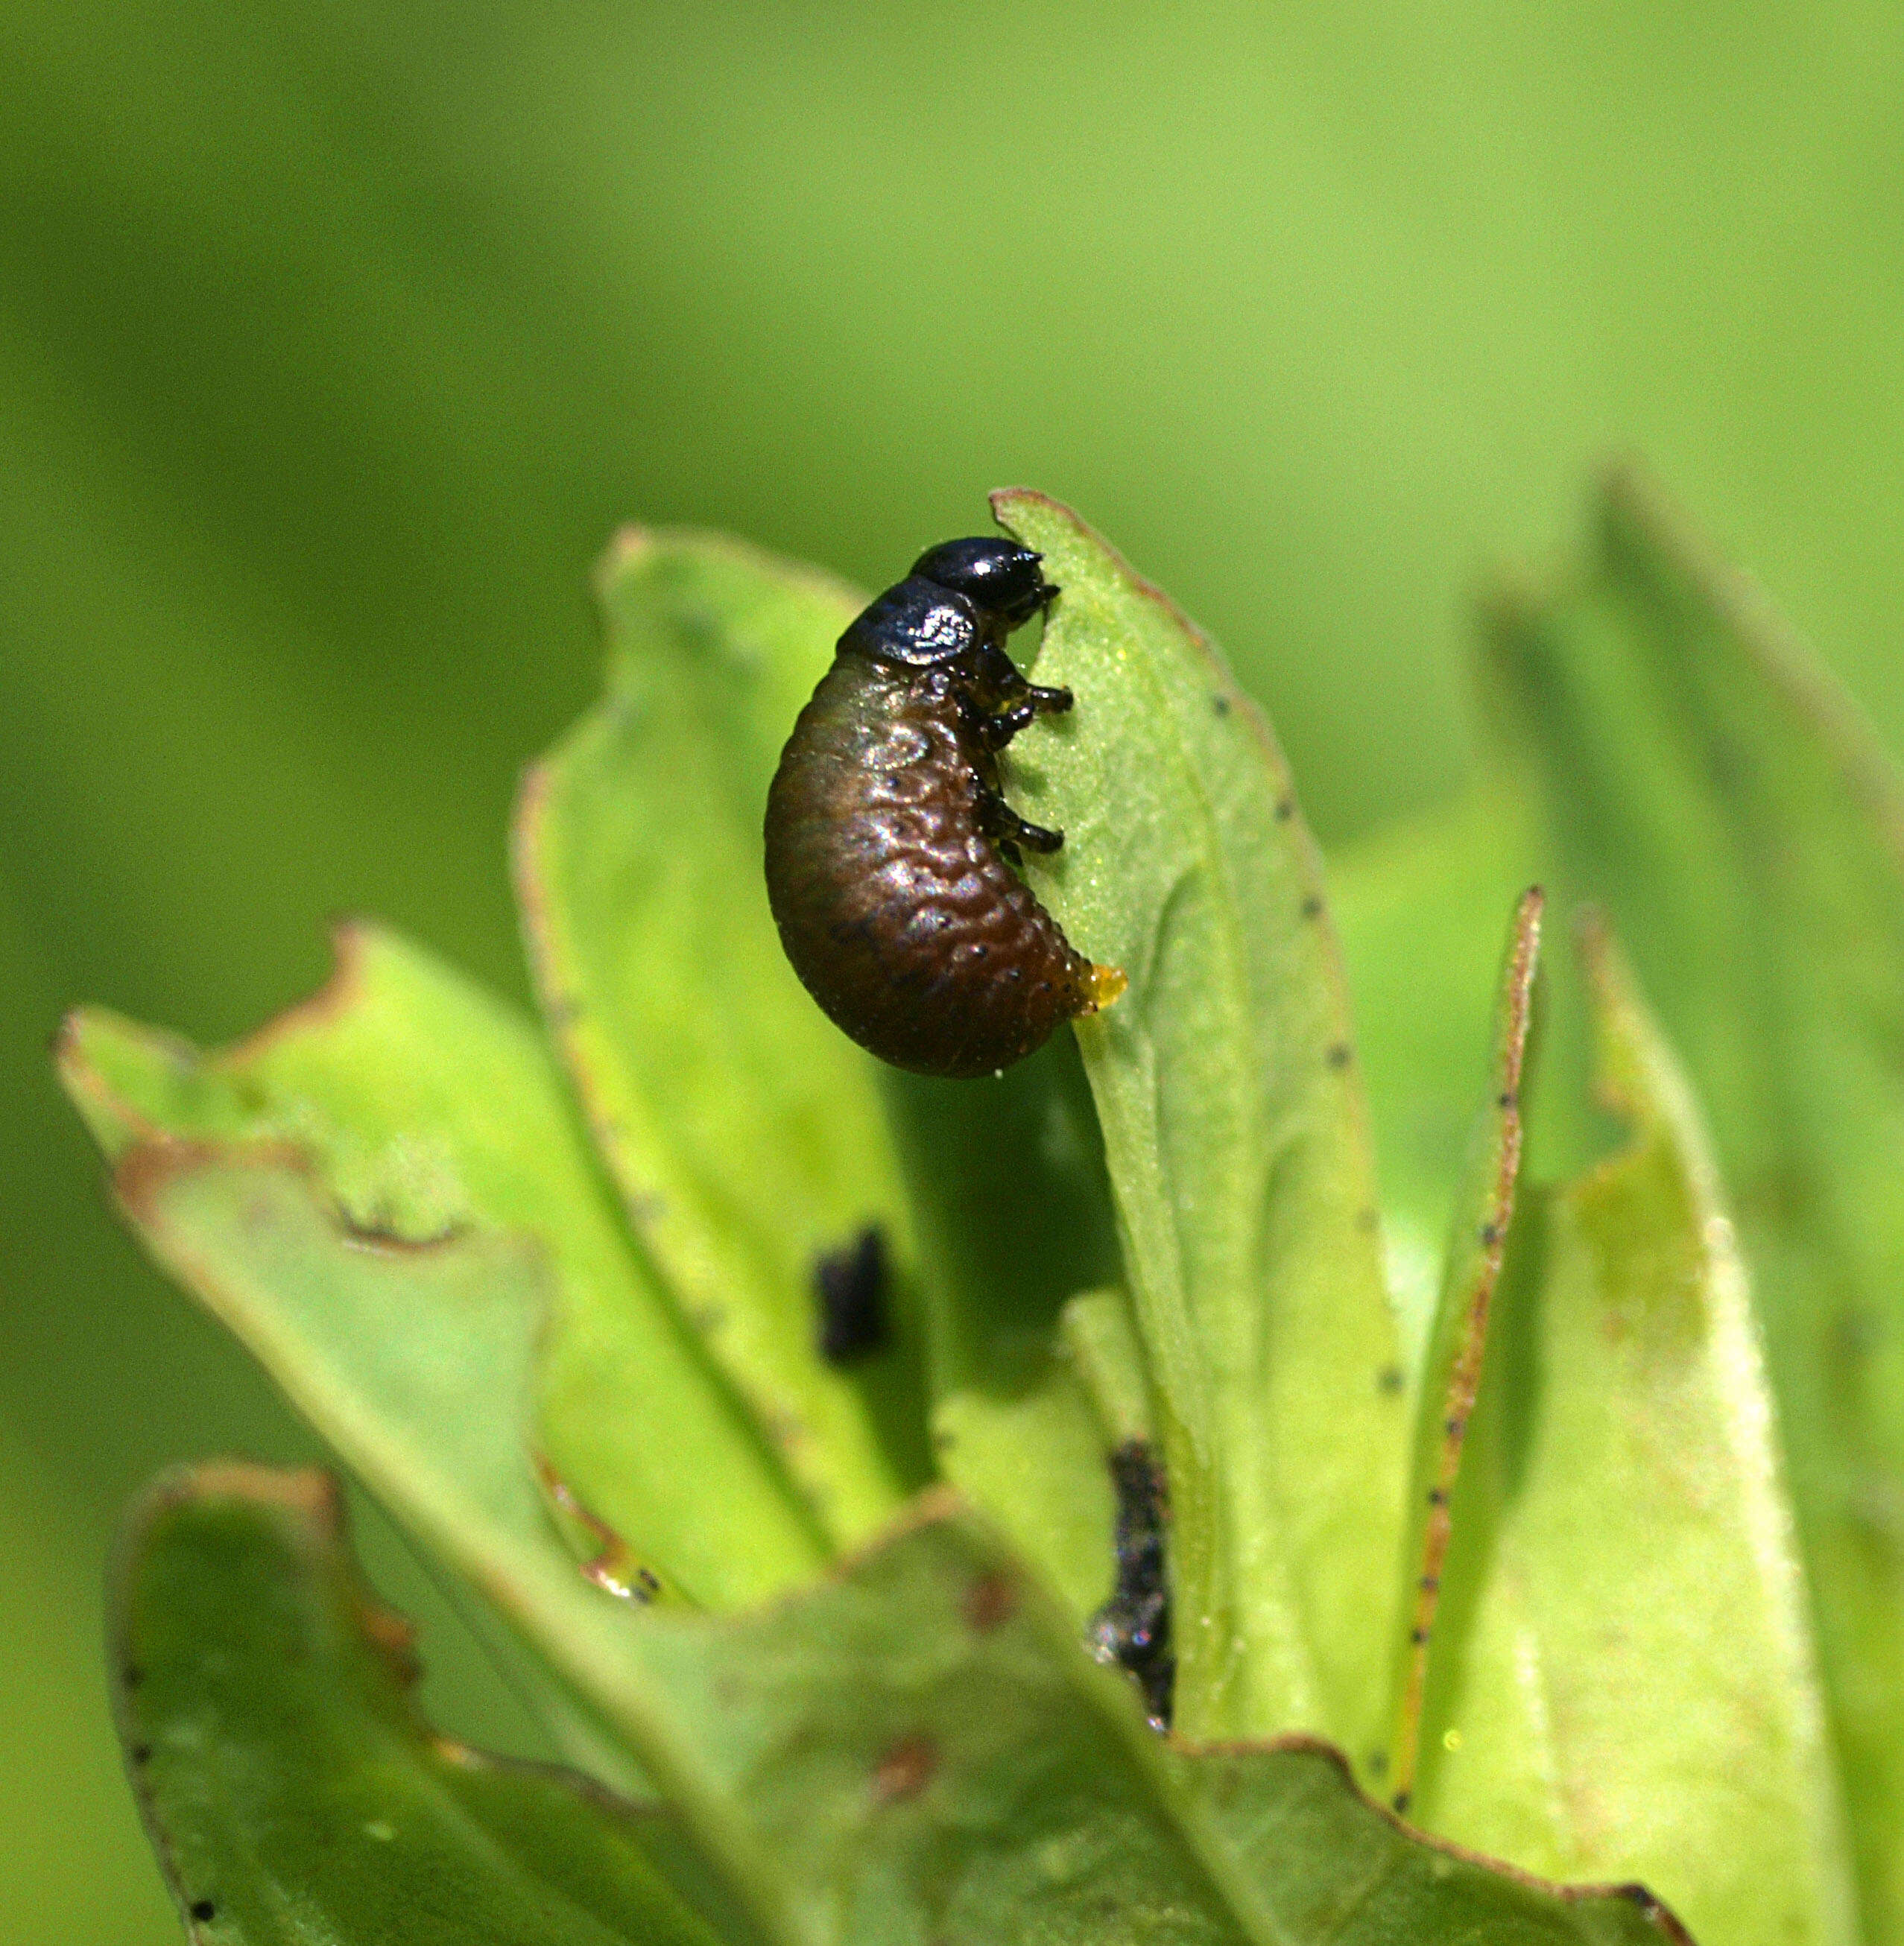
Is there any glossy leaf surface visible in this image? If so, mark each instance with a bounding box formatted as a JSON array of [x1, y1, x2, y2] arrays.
[[993, 489, 1407, 1755], [1484, 469, 1904, 1939], [113, 1463, 719, 1946]]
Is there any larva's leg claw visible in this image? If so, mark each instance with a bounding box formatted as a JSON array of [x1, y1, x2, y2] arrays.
[[982, 700, 1039, 749], [1029, 683, 1073, 714]]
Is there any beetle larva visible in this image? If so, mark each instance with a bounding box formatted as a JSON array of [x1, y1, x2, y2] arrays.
[[764, 536, 1125, 1078]]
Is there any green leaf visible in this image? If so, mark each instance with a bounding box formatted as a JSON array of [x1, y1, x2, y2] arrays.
[[1483, 468, 1904, 1939], [991, 489, 1408, 1755], [58, 1137, 1244, 1944], [1060, 1287, 1156, 1450], [69, 1143, 806, 1942], [1387, 886, 1543, 1814], [613, 1488, 1701, 1946], [880, 1041, 1123, 1626], [71, 1071, 1710, 1946], [112, 1462, 724, 1946], [118, 1456, 1689, 1946], [1413, 918, 1856, 1946], [59, 923, 825, 1611], [1183, 1741, 1690, 1946], [514, 528, 931, 1548]]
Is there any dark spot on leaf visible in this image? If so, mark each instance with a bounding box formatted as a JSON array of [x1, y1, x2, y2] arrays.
[[1326, 1042, 1352, 1070], [1428, 1489, 1447, 1506], [1378, 1366, 1405, 1395], [1357, 1207, 1380, 1235], [130, 1744, 151, 1765], [815, 1226, 888, 1365], [965, 1573, 1016, 1634], [1411, 1626, 1429, 1644], [124, 1665, 143, 1689], [190, 1901, 217, 1923], [1498, 1090, 1517, 1111], [1392, 1790, 1411, 1816], [1274, 795, 1295, 821], [1420, 1575, 1439, 1592], [1368, 1748, 1388, 1776], [874, 1734, 937, 1803], [1479, 1222, 1500, 1247], [932, 1427, 957, 1451], [1300, 895, 1323, 920], [1446, 1416, 1464, 1439], [1089, 1442, 1174, 1730], [1211, 693, 1231, 716]]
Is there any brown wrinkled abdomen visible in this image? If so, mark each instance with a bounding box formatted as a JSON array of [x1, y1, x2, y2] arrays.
[[764, 653, 1120, 1077]]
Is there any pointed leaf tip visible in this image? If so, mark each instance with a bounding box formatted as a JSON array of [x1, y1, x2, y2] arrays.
[[990, 489, 1405, 1755]]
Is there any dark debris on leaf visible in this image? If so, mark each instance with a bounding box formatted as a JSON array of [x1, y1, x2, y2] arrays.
[[815, 1225, 889, 1366], [1088, 1440, 1174, 1730]]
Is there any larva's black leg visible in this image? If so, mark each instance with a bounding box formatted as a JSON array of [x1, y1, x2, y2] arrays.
[[1010, 814, 1065, 855], [1028, 682, 1073, 714], [981, 700, 1039, 749], [998, 837, 1022, 866], [978, 785, 1063, 855]]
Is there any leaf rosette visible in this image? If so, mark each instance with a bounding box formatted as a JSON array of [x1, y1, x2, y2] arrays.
[[60, 481, 1904, 1945]]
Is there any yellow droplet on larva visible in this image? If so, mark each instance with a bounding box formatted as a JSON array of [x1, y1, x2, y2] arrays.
[[1086, 963, 1129, 1012]]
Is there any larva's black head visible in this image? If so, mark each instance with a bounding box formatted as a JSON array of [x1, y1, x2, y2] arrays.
[[911, 538, 1056, 633], [837, 577, 980, 668]]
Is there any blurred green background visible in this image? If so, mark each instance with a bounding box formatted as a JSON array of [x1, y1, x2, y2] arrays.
[[6, 1, 1904, 1933]]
